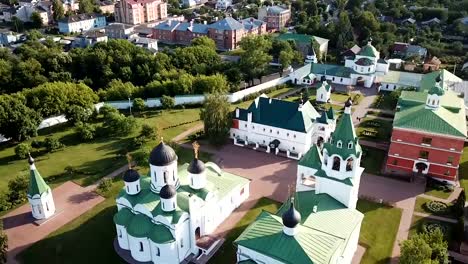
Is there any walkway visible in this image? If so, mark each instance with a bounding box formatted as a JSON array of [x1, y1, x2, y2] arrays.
[[173, 123, 204, 143], [3, 182, 105, 264]]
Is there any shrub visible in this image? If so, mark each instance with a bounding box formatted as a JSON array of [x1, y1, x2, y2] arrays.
[[7, 174, 29, 205], [454, 189, 465, 217], [425, 200, 449, 215], [421, 222, 447, 235], [99, 104, 119, 118], [132, 98, 146, 112], [97, 178, 113, 194], [15, 143, 31, 159], [44, 137, 64, 153], [140, 124, 158, 140], [105, 112, 138, 137], [132, 148, 150, 167], [31, 140, 42, 149], [75, 123, 96, 141], [65, 105, 93, 125], [0, 193, 12, 212], [161, 95, 175, 109], [132, 136, 146, 147]]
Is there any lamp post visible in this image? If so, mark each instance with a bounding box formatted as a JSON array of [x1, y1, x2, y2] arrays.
[[128, 97, 132, 115]]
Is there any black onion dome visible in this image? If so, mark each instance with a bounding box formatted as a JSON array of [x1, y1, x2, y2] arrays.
[[282, 202, 301, 228], [345, 98, 353, 107], [188, 158, 205, 174], [149, 142, 177, 166], [123, 169, 140, 182], [160, 184, 176, 199]]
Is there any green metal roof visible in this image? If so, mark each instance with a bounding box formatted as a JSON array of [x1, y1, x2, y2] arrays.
[[235, 192, 363, 264], [127, 214, 153, 238], [28, 168, 50, 197], [236, 96, 320, 133], [324, 113, 362, 159], [395, 90, 466, 137], [148, 223, 175, 244], [358, 44, 378, 57], [428, 83, 445, 96], [420, 70, 462, 92], [114, 207, 133, 226], [276, 33, 328, 46]]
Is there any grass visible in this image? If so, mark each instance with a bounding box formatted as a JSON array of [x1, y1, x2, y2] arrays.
[[231, 86, 294, 109], [0, 108, 201, 194], [409, 215, 456, 242], [18, 147, 212, 263], [358, 199, 402, 264], [414, 196, 455, 219], [361, 147, 386, 175], [356, 117, 393, 142], [371, 92, 397, 111], [208, 198, 281, 263], [424, 186, 452, 200], [459, 143, 468, 200]]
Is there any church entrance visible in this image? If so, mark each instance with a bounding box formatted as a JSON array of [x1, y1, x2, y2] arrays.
[[356, 77, 365, 87], [415, 162, 428, 174], [317, 137, 324, 147]]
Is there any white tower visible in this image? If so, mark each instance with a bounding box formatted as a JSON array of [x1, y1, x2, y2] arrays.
[[425, 75, 444, 110], [160, 184, 177, 212], [149, 139, 179, 193], [188, 142, 207, 190], [123, 154, 141, 195], [27, 154, 55, 220]]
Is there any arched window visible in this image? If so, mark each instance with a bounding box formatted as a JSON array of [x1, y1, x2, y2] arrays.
[[155, 247, 160, 256], [346, 158, 354, 171], [139, 242, 144, 251], [337, 141, 342, 148], [126, 186, 129, 192], [163, 172, 167, 183], [46, 202, 49, 211], [432, 99, 435, 105], [332, 157, 340, 171], [348, 142, 353, 149], [191, 177, 194, 186], [136, 184, 139, 192], [118, 229, 122, 238], [154, 171, 157, 183]]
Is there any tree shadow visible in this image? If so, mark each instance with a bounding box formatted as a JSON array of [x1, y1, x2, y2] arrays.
[[68, 191, 100, 204]]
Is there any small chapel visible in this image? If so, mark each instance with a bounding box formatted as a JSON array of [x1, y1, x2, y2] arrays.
[[234, 99, 364, 264], [27, 154, 56, 220], [114, 141, 250, 263]]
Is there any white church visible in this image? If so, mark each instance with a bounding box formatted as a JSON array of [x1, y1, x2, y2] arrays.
[[114, 141, 250, 263], [291, 39, 389, 88], [230, 95, 337, 160], [235, 99, 364, 264], [27, 154, 56, 220]]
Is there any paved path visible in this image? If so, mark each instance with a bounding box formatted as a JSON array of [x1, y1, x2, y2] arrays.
[[173, 123, 204, 143], [3, 182, 105, 263]]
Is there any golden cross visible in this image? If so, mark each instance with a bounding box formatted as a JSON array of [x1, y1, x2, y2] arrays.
[[160, 136, 164, 143], [192, 141, 200, 159], [126, 153, 132, 169]]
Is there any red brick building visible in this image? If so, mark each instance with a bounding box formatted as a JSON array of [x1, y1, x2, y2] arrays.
[[385, 71, 466, 183], [152, 17, 266, 50]]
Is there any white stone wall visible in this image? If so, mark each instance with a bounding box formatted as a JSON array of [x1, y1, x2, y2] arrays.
[[316, 86, 331, 103], [376, 62, 389, 73], [28, 190, 55, 220], [150, 240, 178, 264], [150, 161, 179, 192], [128, 235, 152, 262], [116, 224, 130, 250], [124, 180, 141, 195]]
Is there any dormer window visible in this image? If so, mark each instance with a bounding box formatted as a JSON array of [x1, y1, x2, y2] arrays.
[[337, 141, 342, 148], [348, 142, 353, 149]]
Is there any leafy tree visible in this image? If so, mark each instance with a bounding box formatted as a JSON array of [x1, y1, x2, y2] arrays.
[[99, 104, 119, 118], [44, 137, 64, 152], [52, 0, 65, 21], [0, 60, 12, 93], [0, 94, 41, 141], [336, 12, 354, 49], [66, 105, 93, 124], [279, 50, 294, 76], [193, 74, 229, 94], [140, 124, 158, 139], [98, 79, 137, 101], [239, 36, 273, 85], [15, 143, 31, 159], [132, 98, 146, 112], [400, 228, 449, 264], [200, 93, 231, 145], [11, 16, 24, 32], [30, 12, 43, 28], [105, 112, 138, 136], [26, 30, 43, 40], [191, 36, 216, 50], [0, 225, 7, 264], [161, 95, 175, 110], [75, 122, 96, 141], [7, 175, 28, 205], [223, 66, 242, 91], [97, 178, 113, 194], [79, 0, 95, 13]]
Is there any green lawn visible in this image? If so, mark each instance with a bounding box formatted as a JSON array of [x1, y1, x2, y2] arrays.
[[459, 144, 468, 199], [208, 198, 281, 263], [18, 147, 211, 263], [371, 92, 397, 111], [409, 215, 455, 242], [358, 200, 402, 264], [424, 186, 452, 200], [414, 197, 455, 219], [357, 117, 392, 142], [361, 147, 386, 175], [0, 108, 201, 193], [232, 86, 294, 109]]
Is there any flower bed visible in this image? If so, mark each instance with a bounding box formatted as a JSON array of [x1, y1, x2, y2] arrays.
[[424, 200, 449, 215]]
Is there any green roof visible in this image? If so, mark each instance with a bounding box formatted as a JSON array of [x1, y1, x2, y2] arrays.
[[114, 207, 133, 226], [28, 167, 50, 197], [420, 70, 462, 92], [276, 33, 328, 46], [358, 44, 378, 57], [127, 213, 153, 238], [428, 83, 445, 96], [148, 223, 175, 244], [324, 113, 362, 159], [395, 90, 466, 137], [235, 191, 363, 264], [236, 96, 320, 133]]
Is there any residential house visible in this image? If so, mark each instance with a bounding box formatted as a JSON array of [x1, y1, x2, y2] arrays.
[[132, 37, 158, 53], [391, 42, 427, 61], [58, 13, 106, 34], [0, 29, 17, 45], [105, 23, 136, 39], [98, 0, 115, 14], [276, 33, 329, 61], [423, 56, 441, 72], [385, 70, 466, 183], [258, 5, 291, 32], [62, 0, 78, 12], [115, 0, 167, 25], [377, 70, 423, 91], [315, 79, 332, 103], [72, 31, 108, 47], [14, 0, 51, 25], [215, 0, 232, 10], [421, 17, 441, 26]]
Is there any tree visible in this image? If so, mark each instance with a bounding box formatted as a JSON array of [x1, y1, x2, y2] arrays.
[[52, 0, 65, 21], [44, 137, 64, 152], [105, 112, 138, 136], [30, 12, 43, 28], [132, 98, 146, 112], [0, 94, 41, 141], [75, 123, 96, 141], [7, 175, 29, 205], [0, 226, 7, 264], [191, 36, 216, 50], [193, 74, 229, 94], [400, 228, 449, 264], [239, 36, 273, 85], [140, 124, 158, 140], [279, 50, 294, 76], [11, 16, 24, 32], [98, 79, 137, 101], [200, 93, 231, 145], [79, 0, 95, 13], [15, 143, 31, 159], [161, 95, 175, 110]]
